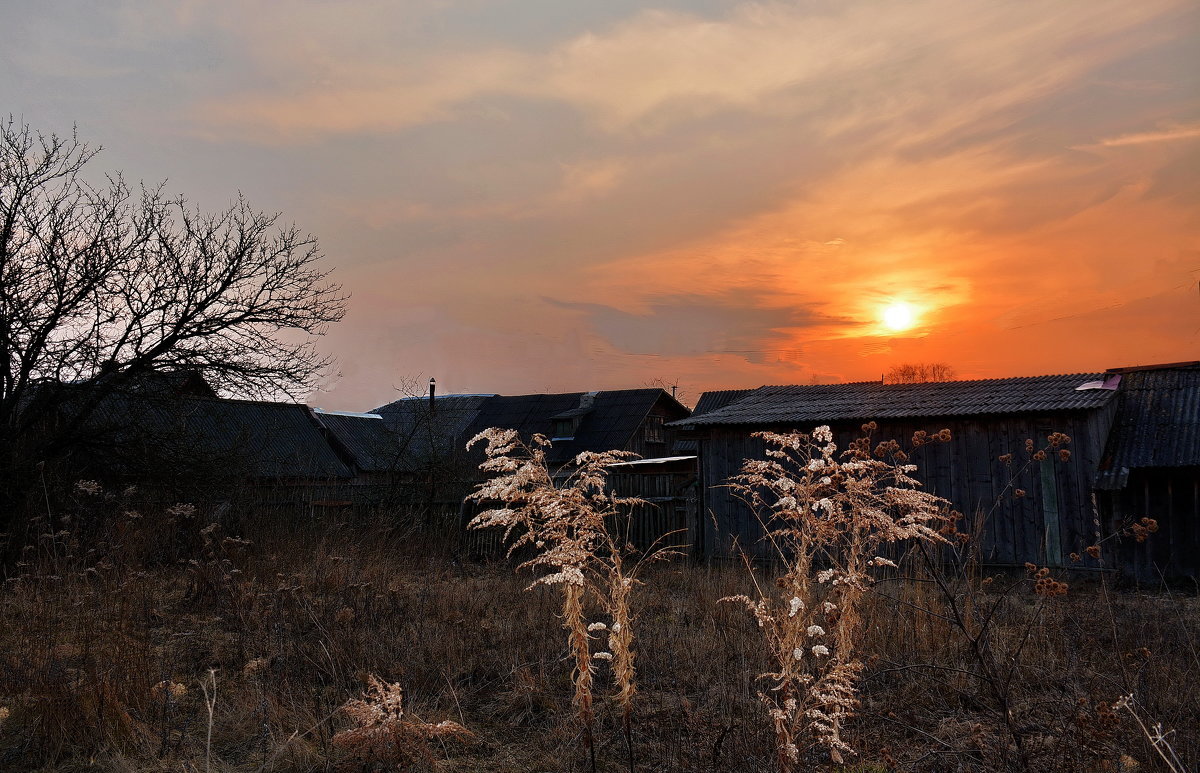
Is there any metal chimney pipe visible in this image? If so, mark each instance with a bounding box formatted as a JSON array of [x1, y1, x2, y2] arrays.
[[429, 377, 436, 411]]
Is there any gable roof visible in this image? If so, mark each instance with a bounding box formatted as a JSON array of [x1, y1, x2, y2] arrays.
[[672, 373, 1116, 428], [372, 394, 492, 470], [1100, 363, 1200, 472], [691, 389, 755, 417], [312, 410, 405, 474], [463, 388, 688, 466]]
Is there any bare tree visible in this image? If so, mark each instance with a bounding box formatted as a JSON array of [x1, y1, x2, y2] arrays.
[[0, 118, 345, 512], [642, 376, 687, 406], [884, 362, 957, 384]]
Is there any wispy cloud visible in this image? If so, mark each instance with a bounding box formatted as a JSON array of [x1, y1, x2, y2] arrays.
[[1079, 121, 1200, 148], [547, 292, 849, 359], [183, 0, 1186, 143]]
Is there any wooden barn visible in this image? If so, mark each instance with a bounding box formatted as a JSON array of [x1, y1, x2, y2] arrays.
[[671, 373, 1123, 567], [1095, 362, 1200, 581]]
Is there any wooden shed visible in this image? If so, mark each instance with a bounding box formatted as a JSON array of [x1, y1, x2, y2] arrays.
[[1096, 362, 1200, 581], [671, 374, 1121, 566]]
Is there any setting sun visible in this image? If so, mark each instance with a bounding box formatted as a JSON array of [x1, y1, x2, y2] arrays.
[[882, 301, 917, 332]]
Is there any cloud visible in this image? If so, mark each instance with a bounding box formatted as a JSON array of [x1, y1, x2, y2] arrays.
[[1077, 121, 1200, 149], [182, 0, 1188, 142], [547, 291, 849, 360]]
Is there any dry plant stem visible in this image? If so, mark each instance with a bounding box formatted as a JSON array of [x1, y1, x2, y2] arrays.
[[466, 428, 669, 772], [918, 543, 1032, 771], [200, 669, 217, 773], [1116, 696, 1190, 773], [607, 560, 637, 773], [565, 581, 598, 773], [904, 433, 1083, 773]]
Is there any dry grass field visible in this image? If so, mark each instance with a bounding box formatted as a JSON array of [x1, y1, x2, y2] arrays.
[[0, 489, 1196, 773]]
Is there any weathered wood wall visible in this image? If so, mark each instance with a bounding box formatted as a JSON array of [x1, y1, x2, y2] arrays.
[[461, 468, 698, 560], [1101, 467, 1200, 582], [695, 406, 1117, 567], [607, 469, 697, 555]]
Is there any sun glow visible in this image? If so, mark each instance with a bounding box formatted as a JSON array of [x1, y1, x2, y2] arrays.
[[882, 301, 917, 332]]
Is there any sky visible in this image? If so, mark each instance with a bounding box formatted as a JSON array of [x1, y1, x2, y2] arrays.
[[2, 0, 1197, 409]]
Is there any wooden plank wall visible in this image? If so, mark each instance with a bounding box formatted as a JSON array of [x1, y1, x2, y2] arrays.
[[607, 470, 696, 556], [1103, 467, 1200, 582], [461, 470, 698, 560], [696, 408, 1116, 566]]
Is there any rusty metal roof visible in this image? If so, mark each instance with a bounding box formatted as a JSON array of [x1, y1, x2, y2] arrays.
[[672, 373, 1116, 427]]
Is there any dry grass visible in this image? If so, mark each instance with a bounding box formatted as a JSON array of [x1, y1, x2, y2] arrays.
[[0, 491, 1196, 772]]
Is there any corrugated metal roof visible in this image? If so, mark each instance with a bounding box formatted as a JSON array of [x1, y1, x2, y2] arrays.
[[314, 412, 406, 473], [692, 389, 755, 417], [86, 393, 354, 479], [672, 373, 1116, 427], [372, 395, 490, 470], [1101, 364, 1200, 471]]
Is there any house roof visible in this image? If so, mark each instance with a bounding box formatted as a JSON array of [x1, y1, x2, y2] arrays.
[[1100, 363, 1200, 473], [372, 394, 492, 469], [462, 388, 688, 466], [85, 393, 354, 479], [672, 373, 1117, 428], [313, 410, 405, 474], [691, 389, 755, 417]]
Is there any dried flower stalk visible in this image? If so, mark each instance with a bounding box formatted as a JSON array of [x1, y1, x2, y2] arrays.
[[724, 424, 952, 769], [467, 428, 671, 770]]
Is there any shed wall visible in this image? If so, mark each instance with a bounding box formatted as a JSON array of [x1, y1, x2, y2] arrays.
[[1101, 467, 1200, 582], [696, 408, 1115, 566]]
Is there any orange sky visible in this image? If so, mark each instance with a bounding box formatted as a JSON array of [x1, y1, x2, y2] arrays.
[[2, 1, 1197, 408]]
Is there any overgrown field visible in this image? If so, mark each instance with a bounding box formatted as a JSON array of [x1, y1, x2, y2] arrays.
[[0, 497, 1196, 773]]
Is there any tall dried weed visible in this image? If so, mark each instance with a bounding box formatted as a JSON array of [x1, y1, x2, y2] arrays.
[[724, 424, 953, 769]]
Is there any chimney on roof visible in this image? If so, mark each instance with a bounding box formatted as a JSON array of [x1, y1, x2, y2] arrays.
[[429, 377, 436, 412], [580, 390, 598, 410]]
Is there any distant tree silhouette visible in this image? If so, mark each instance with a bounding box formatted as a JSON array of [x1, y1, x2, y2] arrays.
[[885, 362, 957, 384]]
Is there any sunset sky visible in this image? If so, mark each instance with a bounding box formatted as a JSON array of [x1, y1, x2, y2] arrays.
[[2, 1, 1197, 409]]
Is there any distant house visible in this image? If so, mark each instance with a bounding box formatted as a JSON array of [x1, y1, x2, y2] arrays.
[[369, 388, 693, 540], [1095, 362, 1200, 580], [16, 373, 355, 521], [671, 374, 1123, 567], [373, 388, 692, 478]]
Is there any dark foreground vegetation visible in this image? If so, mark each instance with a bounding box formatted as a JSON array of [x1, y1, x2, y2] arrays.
[[0, 491, 1196, 773]]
